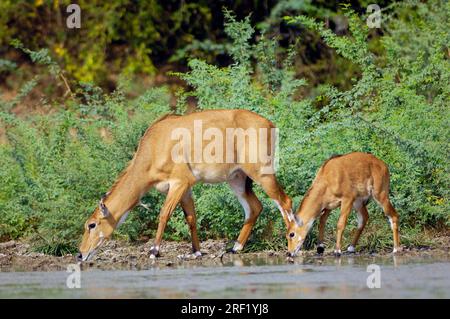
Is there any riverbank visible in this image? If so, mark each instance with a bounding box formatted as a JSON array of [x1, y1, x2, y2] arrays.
[[1, 235, 449, 272]]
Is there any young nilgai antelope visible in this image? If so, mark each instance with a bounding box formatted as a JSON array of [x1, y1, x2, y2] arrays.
[[286, 152, 400, 256], [78, 109, 293, 261]]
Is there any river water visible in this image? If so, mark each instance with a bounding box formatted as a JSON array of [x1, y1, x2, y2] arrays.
[[1, 254, 449, 298]]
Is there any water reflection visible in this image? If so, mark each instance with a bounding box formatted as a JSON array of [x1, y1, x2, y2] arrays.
[[1, 253, 449, 298]]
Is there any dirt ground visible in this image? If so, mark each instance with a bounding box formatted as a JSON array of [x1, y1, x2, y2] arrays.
[[1, 235, 450, 272]]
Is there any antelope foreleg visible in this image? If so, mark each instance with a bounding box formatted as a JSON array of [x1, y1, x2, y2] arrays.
[[150, 181, 190, 258], [334, 199, 354, 256]]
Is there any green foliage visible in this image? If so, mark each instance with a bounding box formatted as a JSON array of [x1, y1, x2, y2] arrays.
[[0, 0, 218, 85], [0, 2, 448, 254], [0, 86, 171, 248], [1, 1, 382, 95], [11, 39, 61, 76]]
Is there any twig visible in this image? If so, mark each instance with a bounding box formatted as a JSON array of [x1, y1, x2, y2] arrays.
[[59, 73, 73, 97], [139, 201, 151, 211]]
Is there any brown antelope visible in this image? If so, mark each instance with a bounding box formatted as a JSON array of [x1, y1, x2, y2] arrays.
[[78, 109, 293, 261], [286, 152, 400, 257]]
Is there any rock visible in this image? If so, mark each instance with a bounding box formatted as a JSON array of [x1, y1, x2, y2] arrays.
[[0, 241, 16, 249]]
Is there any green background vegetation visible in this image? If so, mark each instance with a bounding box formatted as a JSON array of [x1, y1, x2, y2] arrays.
[[0, 0, 448, 255]]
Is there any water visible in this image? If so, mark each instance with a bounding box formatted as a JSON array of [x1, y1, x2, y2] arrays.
[[1, 254, 449, 298]]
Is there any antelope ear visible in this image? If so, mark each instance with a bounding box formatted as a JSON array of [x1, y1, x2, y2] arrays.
[[99, 198, 110, 218], [287, 212, 295, 223]]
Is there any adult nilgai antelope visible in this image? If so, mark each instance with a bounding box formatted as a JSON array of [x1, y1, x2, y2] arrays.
[[286, 152, 400, 257], [78, 109, 293, 261]]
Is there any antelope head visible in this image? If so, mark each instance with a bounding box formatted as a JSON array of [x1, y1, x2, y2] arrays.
[[286, 215, 311, 257], [77, 195, 115, 262]]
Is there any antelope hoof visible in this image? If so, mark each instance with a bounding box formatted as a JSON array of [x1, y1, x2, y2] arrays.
[[334, 249, 342, 257], [193, 251, 202, 258], [347, 245, 356, 253], [286, 251, 297, 257], [317, 244, 325, 255], [149, 247, 160, 259], [226, 241, 243, 254], [393, 246, 402, 254]]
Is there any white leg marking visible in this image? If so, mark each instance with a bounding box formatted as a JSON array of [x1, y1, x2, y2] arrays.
[[388, 216, 394, 230], [356, 211, 364, 229], [229, 176, 251, 220], [233, 242, 243, 252], [274, 200, 284, 214], [194, 251, 202, 257], [274, 200, 293, 222], [236, 193, 251, 220], [276, 202, 287, 219], [347, 245, 355, 253]]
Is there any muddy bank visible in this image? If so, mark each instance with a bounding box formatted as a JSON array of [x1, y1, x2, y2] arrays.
[[1, 236, 449, 272]]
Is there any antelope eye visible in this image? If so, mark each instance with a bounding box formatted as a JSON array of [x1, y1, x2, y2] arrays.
[[289, 232, 295, 238], [88, 223, 96, 230]]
